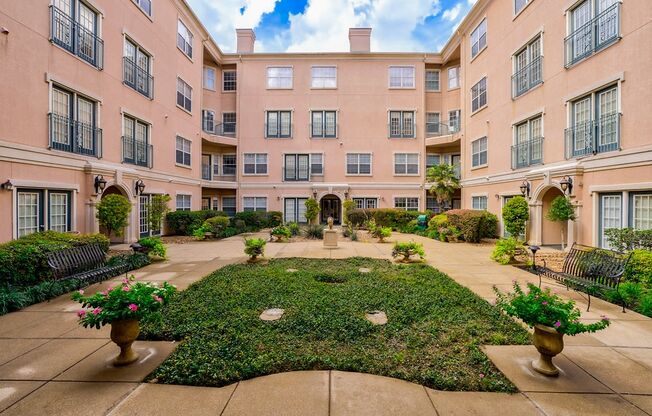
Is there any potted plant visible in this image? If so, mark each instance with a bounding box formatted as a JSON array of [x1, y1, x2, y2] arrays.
[[72, 276, 176, 366], [494, 282, 610, 376], [244, 238, 266, 263], [392, 242, 425, 263], [270, 225, 291, 242], [366, 219, 391, 243]]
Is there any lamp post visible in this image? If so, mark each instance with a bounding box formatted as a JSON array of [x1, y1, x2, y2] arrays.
[[559, 176, 573, 196], [135, 179, 146, 196], [94, 175, 107, 194], [529, 245, 540, 272]]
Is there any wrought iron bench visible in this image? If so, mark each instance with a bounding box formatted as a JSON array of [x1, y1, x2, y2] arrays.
[[537, 243, 631, 312], [47, 244, 129, 283]]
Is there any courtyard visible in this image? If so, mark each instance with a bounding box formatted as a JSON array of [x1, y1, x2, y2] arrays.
[[1, 233, 652, 415]]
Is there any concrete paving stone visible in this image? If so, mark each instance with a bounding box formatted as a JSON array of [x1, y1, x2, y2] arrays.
[[23, 293, 81, 313], [623, 395, 652, 414], [330, 371, 437, 416], [482, 346, 611, 393], [426, 390, 544, 415], [0, 339, 50, 366], [108, 383, 237, 416], [57, 323, 111, 339], [588, 320, 652, 348], [614, 348, 652, 371], [55, 341, 177, 382], [223, 371, 329, 416], [563, 346, 652, 394], [562, 333, 605, 347], [0, 381, 45, 412], [0, 312, 80, 339], [0, 339, 108, 381], [526, 393, 648, 416], [1, 381, 138, 416]]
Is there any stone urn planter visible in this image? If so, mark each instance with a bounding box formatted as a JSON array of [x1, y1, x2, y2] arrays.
[[531, 324, 564, 376], [110, 319, 141, 366]]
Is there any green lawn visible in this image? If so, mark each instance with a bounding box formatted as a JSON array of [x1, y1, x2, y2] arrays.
[[141, 258, 529, 391]]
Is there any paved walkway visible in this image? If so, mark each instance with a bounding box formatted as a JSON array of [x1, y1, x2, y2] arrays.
[[1, 232, 652, 415]]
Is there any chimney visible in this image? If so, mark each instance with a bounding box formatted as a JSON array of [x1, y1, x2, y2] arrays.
[[236, 28, 256, 53], [349, 28, 371, 53]]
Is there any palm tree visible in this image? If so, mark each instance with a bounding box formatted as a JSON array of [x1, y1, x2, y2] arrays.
[[426, 164, 460, 210]]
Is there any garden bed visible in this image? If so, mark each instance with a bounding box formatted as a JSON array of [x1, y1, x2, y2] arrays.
[[141, 258, 529, 391]]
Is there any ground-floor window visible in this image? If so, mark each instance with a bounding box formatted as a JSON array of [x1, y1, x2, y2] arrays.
[[599, 194, 622, 249], [632, 192, 652, 230], [394, 197, 419, 211], [243, 197, 267, 212], [598, 191, 652, 248], [138, 194, 162, 238], [201, 197, 211, 211], [222, 197, 236, 217], [353, 197, 377, 209], [426, 195, 445, 213], [176, 194, 191, 211], [284, 197, 308, 223], [17, 188, 72, 238], [471, 196, 487, 210]]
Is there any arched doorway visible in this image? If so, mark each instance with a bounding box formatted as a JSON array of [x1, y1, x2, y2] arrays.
[[541, 187, 566, 249], [100, 185, 131, 244], [320, 194, 341, 225]]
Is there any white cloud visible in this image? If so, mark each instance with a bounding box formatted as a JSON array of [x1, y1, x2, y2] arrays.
[[442, 3, 462, 22], [467, 0, 477, 5], [187, 0, 279, 52]]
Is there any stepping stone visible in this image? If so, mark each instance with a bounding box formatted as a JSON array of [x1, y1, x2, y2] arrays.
[[286, 268, 298, 273], [365, 311, 387, 325], [260, 308, 285, 321], [359, 268, 371, 273]]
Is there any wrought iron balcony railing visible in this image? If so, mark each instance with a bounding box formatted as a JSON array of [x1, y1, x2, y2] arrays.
[[564, 113, 620, 159], [564, 3, 620, 68], [425, 121, 461, 137], [202, 118, 237, 138], [122, 136, 152, 168], [511, 137, 544, 169], [123, 57, 154, 99], [50, 6, 103, 69], [512, 56, 543, 98], [48, 113, 102, 157]]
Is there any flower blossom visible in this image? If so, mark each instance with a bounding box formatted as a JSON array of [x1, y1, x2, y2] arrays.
[[78, 289, 84, 295], [553, 320, 561, 328], [542, 301, 548, 306], [122, 286, 130, 292], [92, 307, 102, 315], [77, 310, 86, 318], [152, 295, 163, 303], [128, 304, 138, 312]]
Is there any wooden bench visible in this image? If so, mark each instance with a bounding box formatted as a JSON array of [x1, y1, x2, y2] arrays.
[[537, 243, 631, 312], [47, 244, 129, 284]]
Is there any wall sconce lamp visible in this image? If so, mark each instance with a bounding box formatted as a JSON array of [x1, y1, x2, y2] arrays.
[[135, 179, 146, 196], [1, 180, 13, 191], [559, 176, 573, 196], [312, 189, 317, 199], [519, 180, 531, 199], [93, 175, 107, 194]]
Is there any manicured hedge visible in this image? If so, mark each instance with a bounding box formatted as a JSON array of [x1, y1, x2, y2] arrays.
[[0, 231, 110, 288], [166, 210, 284, 236], [166, 210, 227, 236], [445, 209, 498, 243], [347, 208, 431, 230]]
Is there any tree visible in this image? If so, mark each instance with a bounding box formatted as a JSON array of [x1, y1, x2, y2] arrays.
[[426, 164, 460, 210], [546, 196, 576, 250], [342, 199, 355, 225], [147, 194, 171, 234], [304, 198, 320, 224], [96, 194, 132, 238], [502, 196, 529, 240]]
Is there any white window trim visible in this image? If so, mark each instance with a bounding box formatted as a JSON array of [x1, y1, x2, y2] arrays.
[[242, 153, 268, 176], [513, 0, 534, 20], [393, 152, 420, 177], [222, 69, 237, 93], [13, 187, 77, 239], [470, 76, 488, 115], [345, 152, 373, 177], [177, 17, 194, 61], [176, 77, 193, 114], [310, 65, 338, 89], [470, 17, 488, 62], [393, 196, 421, 211], [266, 65, 294, 90], [242, 196, 268, 211], [425, 69, 441, 92], [471, 136, 488, 169], [203, 66, 217, 91], [132, 0, 153, 20], [447, 66, 461, 91], [388, 65, 416, 89], [175, 135, 192, 168]]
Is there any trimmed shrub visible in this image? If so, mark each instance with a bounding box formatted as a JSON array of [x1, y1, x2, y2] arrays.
[[266, 211, 283, 228], [203, 216, 230, 237], [502, 196, 529, 239], [347, 208, 429, 230], [480, 211, 499, 239], [605, 228, 652, 252], [0, 231, 110, 287], [287, 222, 300, 236], [398, 220, 419, 234], [624, 249, 652, 286], [490, 238, 526, 265], [428, 214, 448, 230], [166, 210, 227, 236], [244, 238, 266, 259], [392, 242, 425, 262], [445, 209, 487, 243], [138, 237, 166, 258], [234, 211, 268, 230], [304, 198, 320, 224]]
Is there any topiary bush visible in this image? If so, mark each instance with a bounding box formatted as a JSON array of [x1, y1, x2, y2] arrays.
[[445, 209, 487, 243], [490, 238, 526, 265], [96, 194, 132, 238], [304, 198, 320, 224], [502, 196, 529, 239], [202, 216, 230, 237], [481, 211, 499, 239], [244, 238, 266, 260], [392, 242, 425, 262], [0, 231, 110, 287], [166, 210, 227, 236]]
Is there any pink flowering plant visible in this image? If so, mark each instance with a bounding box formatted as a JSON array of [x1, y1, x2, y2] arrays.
[[71, 275, 176, 329], [493, 282, 610, 336]]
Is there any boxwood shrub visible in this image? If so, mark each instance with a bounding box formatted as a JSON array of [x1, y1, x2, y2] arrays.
[[445, 209, 497, 243], [166, 210, 227, 236], [0, 231, 110, 287], [347, 208, 431, 230]]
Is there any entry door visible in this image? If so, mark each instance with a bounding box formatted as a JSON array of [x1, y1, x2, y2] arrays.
[[139, 195, 150, 237], [321, 199, 340, 224]]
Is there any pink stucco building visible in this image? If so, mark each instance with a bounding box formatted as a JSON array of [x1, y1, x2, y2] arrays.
[[0, 0, 650, 248]]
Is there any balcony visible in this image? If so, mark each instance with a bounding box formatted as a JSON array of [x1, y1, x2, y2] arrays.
[[48, 113, 102, 158], [511, 137, 543, 169], [512, 56, 543, 98], [425, 121, 460, 138], [50, 6, 103, 69], [564, 113, 620, 159], [123, 57, 153, 99], [564, 3, 620, 68], [121, 136, 152, 168], [202, 117, 236, 140]]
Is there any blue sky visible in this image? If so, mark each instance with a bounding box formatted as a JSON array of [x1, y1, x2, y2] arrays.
[[187, 0, 477, 53]]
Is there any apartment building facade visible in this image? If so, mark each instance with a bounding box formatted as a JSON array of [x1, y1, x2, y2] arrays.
[[0, 0, 650, 249]]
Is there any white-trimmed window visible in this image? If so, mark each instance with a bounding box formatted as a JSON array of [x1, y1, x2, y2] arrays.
[[222, 196, 236, 217], [310, 154, 323, 175], [267, 67, 293, 89], [48, 192, 70, 232], [133, 0, 151, 15], [284, 154, 310, 181], [311, 111, 337, 138], [222, 112, 236, 135], [353, 198, 378, 209], [425, 70, 440, 91], [471, 18, 487, 58], [632, 193, 652, 231], [122, 115, 150, 167], [449, 110, 461, 131], [50, 85, 100, 157], [448, 67, 460, 89], [175, 136, 191, 166], [284, 198, 308, 223], [471, 77, 487, 113], [17, 189, 72, 237], [515, 0, 531, 14], [426, 113, 440, 135], [176, 194, 191, 211], [346, 153, 372, 175], [472, 196, 488, 210], [222, 154, 236, 175], [513, 35, 542, 98], [123, 38, 152, 99], [394, 153, 419, 175], [243, 153, 267, 175], [243, 197, 267, 212], [203, 67, 216, 91], [311, 66, 337, 88], [568, 84, 619, 158], [176, 77, 192, 112], [223, 70, 237, 92], [389, 111, 415, 138], [177, 20, 193, 58], [426, 154, 441, 170], [266, 110, 292, 138], [394, 197, 419, 212], [513, 115, 543, 168], [389, 66, 415, 88], [472, 137, 488, 167], [599, 194, 621, 248]]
